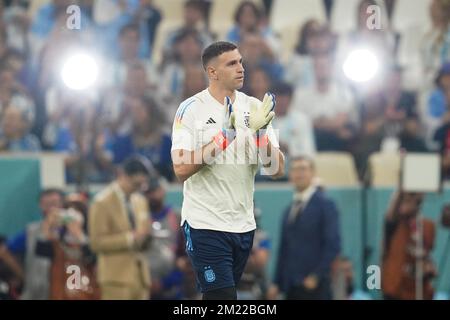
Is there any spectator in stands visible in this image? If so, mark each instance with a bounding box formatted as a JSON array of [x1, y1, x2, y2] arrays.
[[382, 65, 418, 139], [284, 19, 322, 88], [132, 0, 162, 59], [433, 64, 450, 179], [182, 65, 208, 102], [1, 1, 29, 54], [156, 63, 208, 132], [105, 95, 173, 181], [0, 26, 7, 60], [1, 49, 32, 92], [226, 1, 279, 56], [246, 67, 271, 101], [0, 2, 4, 33], [267, 156, 341, 300], [0, 104, 40, 152], [0, 58, 35, 121], [0, 235, 23, 300], [399, 113, 428, 153], [163, 0, 213, 62], [239, 31, 284, 81], [102, 61, 158, 140], [144, 176, 182, 299], [237, 205, 271, 300], [104, 23, 157, 88], [271, 82, 316, 158], [382, 191, 436, 300], [35, 193, 99, 300], [42, 89, 111, 184], [160, 29, 204, 105], [292, 52, 356, 152], [429, 63, 450, 150], [89, 156, 152, 300], [420, 0, 450, 87], [7, 188, 65, 299], [93, 0, 138, 56], [353, 89, 385, 179], [162, 64, 208, 125]]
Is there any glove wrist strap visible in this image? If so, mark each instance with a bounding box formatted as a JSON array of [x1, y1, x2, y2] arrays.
[[213, 130, 234, 150], [254, 132, 269, 148]]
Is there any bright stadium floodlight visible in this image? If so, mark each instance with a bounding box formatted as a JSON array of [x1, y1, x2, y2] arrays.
[[61, 53, 99, 90], [342, 48, 379, 83]]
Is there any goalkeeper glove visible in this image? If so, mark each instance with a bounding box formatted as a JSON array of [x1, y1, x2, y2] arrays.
[[213, 96, 236, 150], [250, 93, 276, 148], [249, 92, 275, 132]]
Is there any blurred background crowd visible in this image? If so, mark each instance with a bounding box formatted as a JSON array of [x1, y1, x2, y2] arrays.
[[0, 0, 450, 300], [1, 0, 450, 183]]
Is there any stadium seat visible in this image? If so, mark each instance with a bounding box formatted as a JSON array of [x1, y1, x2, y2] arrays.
[[391, 0, 432, 32], [271, 0, 326, 31], [209, 0, 263, 40], [153, 0, 185, 25], [314, 152, 359, 187], [330, 0, 363, 34], [276, 26, 300, 62], [93, 0, 123, 25], [270, 0, 326, 55], [368, 152, 401, 187], [151, 20, 179, 65], [0, 153, 66, 188]]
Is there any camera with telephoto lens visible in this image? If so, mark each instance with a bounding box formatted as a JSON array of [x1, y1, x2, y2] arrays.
[[58, 208, 83, 225]]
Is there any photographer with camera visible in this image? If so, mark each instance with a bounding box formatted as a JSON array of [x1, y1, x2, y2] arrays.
[[6, 188, 64, 299], [35, 193, 99, 300], [382, 191, 437, 300]]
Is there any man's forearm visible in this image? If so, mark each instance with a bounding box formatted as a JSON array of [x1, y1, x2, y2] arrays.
[[258, 138, 285, 178], [172, 138, 227, 183]]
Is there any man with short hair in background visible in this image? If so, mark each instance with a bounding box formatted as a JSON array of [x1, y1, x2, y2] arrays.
[[268, 156, 340, 300], [7, 188, 64, 299], [89, 156, 152, 300]]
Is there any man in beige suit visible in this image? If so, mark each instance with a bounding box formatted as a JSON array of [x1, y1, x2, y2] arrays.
[[89, 157, 153, 300]]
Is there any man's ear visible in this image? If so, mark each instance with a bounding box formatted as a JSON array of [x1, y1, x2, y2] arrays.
[[207, 65, 218, 80]]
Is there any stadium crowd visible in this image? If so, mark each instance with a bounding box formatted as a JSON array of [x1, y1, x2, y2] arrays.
[[0, 0, 449, 300]]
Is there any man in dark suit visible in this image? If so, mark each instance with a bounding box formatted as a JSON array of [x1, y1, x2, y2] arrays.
[[267, 156, 341, 300]]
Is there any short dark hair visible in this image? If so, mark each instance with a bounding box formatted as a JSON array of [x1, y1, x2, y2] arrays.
[[290, 155, 315, 170], [39, 188, 64, 201], [184, 0, 205, 13], [119, 23, 140, 38], [271, 82, 293, 97], [173, 28, 203, 47], [122, 156, 153, 177], [234, 1, 262, 25], [201, 41, 237, 69], [295, 19, 319, 55], [138, 94, 165, 133]]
